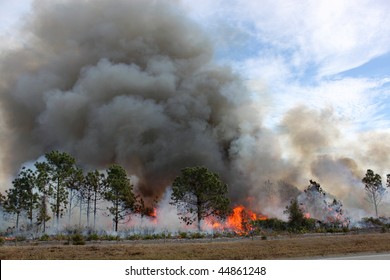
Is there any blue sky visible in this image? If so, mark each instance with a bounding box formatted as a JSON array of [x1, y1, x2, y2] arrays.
[[1, 0, 390, 134], [182, 0, 390, 133]]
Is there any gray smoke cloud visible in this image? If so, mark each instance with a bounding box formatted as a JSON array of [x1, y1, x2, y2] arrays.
[[1, 0, 389, 219], [0, 0, 261, 202]]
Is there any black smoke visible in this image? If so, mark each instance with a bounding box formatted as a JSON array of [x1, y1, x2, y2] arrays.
[[0, 0, 268, 201]]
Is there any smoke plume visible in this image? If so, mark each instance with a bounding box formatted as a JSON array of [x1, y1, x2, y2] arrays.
[[0, 0, 262, 201], [1, 0, 389, 219]]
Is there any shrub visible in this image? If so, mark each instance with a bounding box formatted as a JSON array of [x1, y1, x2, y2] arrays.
[[143, 234, 154, 240], [39, 234, 50, 241], [126, 234, 142, 240], [71, 233, 85, 245], [178, 232, 188, 239], [53, 234, 67, 241], [102, 235, 120, 241], [87, 233, 99, 241], [15, 235, 26, 242], [160, 232, 171, 239], [253, 218, 288, 231], [190, 232, 205, 239], [0, 237, 4, 246]]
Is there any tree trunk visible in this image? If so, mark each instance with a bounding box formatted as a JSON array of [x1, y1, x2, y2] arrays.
[[371, 192, 378, 217], [79, 198, 82, 227], [42, 196, 47, 233], [29, 198, 34, 228], [197, 197, 202, 232], [86, 197, 91, 227], [115, 199, 119, 232], [93, 192, 97, 230], [16, 212, 20, 233], [68, 189, 73, 226], [56, 178, 60, 231]]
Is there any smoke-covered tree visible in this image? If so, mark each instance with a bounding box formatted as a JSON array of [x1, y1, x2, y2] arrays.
[[3, 167, 39, 231], [104, 164, 135, 232], [42, 151, 77, 230], [301, 180, 327, 218], [299, 180, 348, 227], [362, 169, 386, 217], [387, 174, 390, 188], [82, 170, 105, 229], [0, 191, 5, 207], [66, 167, 84, 225], [16, 168, 39, 228], [171, 166, 230, 232], [4, 188, 24, 232], [35, 161, 52, 233]]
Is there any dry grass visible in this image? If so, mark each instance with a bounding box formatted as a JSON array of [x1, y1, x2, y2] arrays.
[[1, 232, 390, 260]]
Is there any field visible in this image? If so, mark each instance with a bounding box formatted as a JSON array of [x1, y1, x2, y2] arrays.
[[1, 232, 390, 259]]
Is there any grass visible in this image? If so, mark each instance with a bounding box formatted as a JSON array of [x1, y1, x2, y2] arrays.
[[0, 232, 390, 260]]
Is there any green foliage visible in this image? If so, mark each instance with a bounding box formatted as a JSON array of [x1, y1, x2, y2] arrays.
[[104, 164, 135, 231], [4, 167, 39, 230], [126, 234, 142, 240], [66, 167, 84, 225], [284, 199, 305, 230], [361, 217, 390, 229], [39, 234, 50, 241], [284, 199, 316, 232], [15, 235, 26, 242], [162, 232, 172, 239], [82, 170, 105, 229], [171, 166, 231, 231], [190, 232, 205, 239], [36, 151, 78, 229], [101, 235, 120, 241], [71, 233, 86, 245], [178, 232, 188, 239], [34, 162, 51, 233], [252, 218, 288, 231], [0, 237, 4, 246], [53, 234, 68, 241], [304, 218, 317, 231], [87, 233, 99, 241]]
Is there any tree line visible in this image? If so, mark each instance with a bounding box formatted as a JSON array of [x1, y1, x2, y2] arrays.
[[1, 151, 136, 233], [1, 151, 389, 235], [0, 152, 230, 234]]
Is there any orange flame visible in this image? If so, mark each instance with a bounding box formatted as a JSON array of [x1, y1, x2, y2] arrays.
[[205, 205, 267, 235], [150, 207, 157, 218]]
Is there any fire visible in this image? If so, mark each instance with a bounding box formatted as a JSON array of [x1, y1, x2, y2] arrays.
[[227, 205, 267, 234], [205, 205, 267, 235], [149, 207, 157, 224], [304, 213, 311, 219], [227, 205, 255, 232], [150, 208, 157, 218]]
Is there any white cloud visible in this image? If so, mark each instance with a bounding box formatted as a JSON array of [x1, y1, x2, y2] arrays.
[[186, 0, 390, 77], [185, 0, 390, 136]]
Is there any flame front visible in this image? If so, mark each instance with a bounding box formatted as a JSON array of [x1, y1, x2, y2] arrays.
[[205, 205, 267, 235]]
